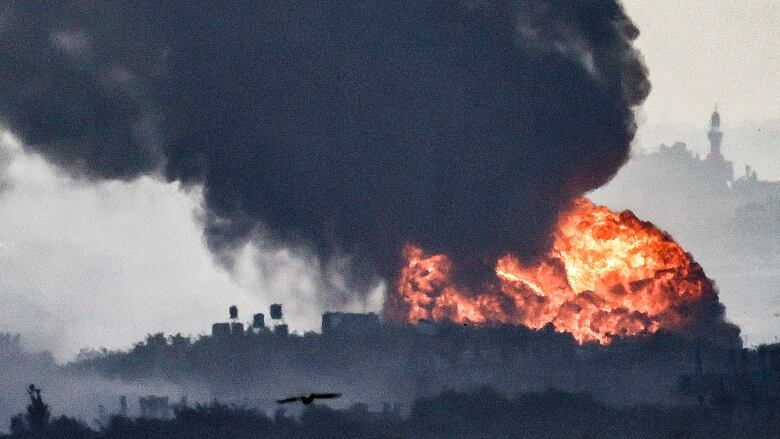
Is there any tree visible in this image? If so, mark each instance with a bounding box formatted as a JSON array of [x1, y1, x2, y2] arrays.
[[25, 384, 51, 433]]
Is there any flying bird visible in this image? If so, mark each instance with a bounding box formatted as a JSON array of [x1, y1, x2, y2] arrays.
[[276, 393, 342, 405]]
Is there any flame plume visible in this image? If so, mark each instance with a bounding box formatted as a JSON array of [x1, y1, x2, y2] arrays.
[[392, 198, 719, 344]]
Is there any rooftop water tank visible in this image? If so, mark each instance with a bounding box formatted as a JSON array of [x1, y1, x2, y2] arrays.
[[252, 313, 265, 329], [270, 304, 283, 320]]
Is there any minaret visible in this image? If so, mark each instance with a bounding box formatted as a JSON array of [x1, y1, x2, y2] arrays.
[[707, 106, 724, 160], [704, 106, 733, 188]]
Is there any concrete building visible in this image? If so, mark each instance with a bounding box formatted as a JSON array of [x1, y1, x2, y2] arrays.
[[321, 312, 381, 334], [212, 322, 231, 338]]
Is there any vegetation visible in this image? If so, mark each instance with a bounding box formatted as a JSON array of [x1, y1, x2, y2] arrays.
[[2, 387, 779, 439]]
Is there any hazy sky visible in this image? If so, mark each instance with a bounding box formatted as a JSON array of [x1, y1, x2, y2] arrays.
[[0, 2, 778, 360], [0, 133, 384, 360], [620, 0, 780, 180], [622, 0, 780, 126]]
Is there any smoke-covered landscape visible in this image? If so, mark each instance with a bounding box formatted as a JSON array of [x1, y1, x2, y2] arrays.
[[0, 1, 778, 438], [1, 323, 779, 438]]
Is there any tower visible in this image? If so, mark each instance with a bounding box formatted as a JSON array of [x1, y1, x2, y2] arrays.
[[707, 107, 724, 160], [704, 106, 733, 189]]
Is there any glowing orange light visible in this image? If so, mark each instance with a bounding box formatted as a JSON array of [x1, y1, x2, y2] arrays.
[[392, 198, 710, 344]]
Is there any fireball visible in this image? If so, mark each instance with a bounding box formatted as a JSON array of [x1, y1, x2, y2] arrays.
[[393, 198, 713, 344]]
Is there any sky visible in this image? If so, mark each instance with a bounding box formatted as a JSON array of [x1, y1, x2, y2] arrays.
[[621, 0, 780, 179], [622, 0, 780, 126], [0, 132, 385, 360], [0, 1, 778, 360]]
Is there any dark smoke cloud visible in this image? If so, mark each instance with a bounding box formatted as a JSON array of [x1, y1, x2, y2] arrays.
[[0, 1, 649, 292]]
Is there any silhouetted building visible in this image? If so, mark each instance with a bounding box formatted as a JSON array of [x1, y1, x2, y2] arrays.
[[274, 324, 288, 336], [322, 312, 381, 334], [70, 309, 780, 416], [139, 396, 170, 419], [594, 108, 780, 249], [733, 165, 780, 204], [212, 323, 230, 338], [231, 322, 244, 337], [704, 108, 733, 190]]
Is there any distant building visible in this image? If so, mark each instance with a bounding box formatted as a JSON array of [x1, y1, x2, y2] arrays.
[[274, 324, 289, 336], [656, 109, 778, 202], [646, 109, 735, 195], [139, 396, 170, 419], [212, 323, 231, 338], [231, 322, 245, 337], [703, 108, 734, 191], [594, 108, 780, 246], [733, 164, 780, 204], [322, 312, 381, 334]]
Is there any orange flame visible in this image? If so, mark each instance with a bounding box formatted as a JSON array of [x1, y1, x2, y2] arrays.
[[393, 198, 711, 344]]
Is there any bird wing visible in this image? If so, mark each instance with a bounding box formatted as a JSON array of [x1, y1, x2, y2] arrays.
[[311, 393, 342, 399], [276, 396, 302, 404]]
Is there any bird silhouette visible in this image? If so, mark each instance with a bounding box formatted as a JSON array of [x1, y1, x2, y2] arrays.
[[276, 393, 342, 405]]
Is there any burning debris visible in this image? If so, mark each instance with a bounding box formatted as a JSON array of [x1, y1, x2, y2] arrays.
[[392, 198, 739, 345]]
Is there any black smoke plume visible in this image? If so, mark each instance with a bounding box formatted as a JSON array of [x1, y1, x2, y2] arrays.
[[0, 1, 650, 292]]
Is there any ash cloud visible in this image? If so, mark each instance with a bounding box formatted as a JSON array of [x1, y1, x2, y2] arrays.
[[0, 1, 649, 292]]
